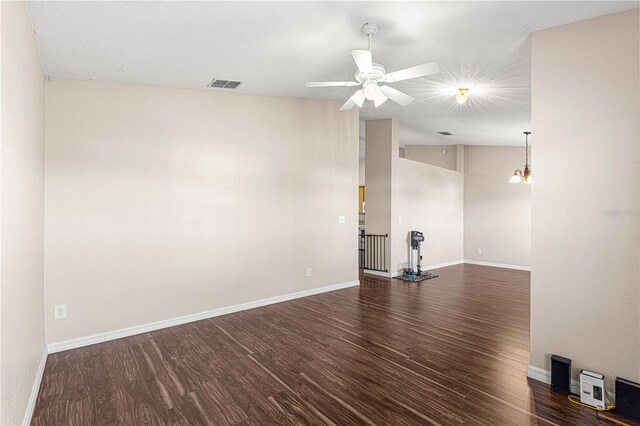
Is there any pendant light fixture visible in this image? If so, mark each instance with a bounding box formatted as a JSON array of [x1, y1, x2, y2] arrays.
[[509, 131, 532, 184]]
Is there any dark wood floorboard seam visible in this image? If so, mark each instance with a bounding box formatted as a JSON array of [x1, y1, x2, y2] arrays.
[[31, 265, 637, 425]]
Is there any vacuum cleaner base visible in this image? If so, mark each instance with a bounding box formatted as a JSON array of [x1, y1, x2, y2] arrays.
[[395, 271, 438, 282]]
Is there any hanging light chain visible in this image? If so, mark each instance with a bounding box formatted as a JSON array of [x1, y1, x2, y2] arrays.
[[525, 132, 530, 167]]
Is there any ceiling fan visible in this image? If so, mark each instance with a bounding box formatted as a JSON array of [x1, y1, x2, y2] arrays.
[[305, 23, 440, 111]]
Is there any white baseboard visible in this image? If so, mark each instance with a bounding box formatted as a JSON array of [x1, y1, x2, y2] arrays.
[[393, 259, 464, 277], [527, 364, 551, 384], [23, 347, 48, 425], [426, 259, 465, 270], [365, 260, 465, 278], [362, 270, 393, 278], [47, 280, 359, 354], [392, 260, 466, 277], [464, 259, 531, 271], [365, 259, 528, 278], [527, 364, 583, 393]]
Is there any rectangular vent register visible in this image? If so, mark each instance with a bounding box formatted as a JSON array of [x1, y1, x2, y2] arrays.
[[207, 79, 243, 89]]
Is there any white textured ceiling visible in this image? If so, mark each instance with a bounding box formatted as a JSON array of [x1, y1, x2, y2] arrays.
[[28, 1, 638, 147]]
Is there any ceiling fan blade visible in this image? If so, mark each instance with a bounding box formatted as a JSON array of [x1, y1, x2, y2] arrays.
[[305, 81, 359, 88], [380, 86, 414, 106], [351, 49, 373, 74], [339, 98, 356, 111], [382, 61, 439, 83]]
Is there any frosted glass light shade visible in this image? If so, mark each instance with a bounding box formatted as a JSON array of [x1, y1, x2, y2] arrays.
[[364, 83, 381, 100], [351, 90, 365, 107], [509, 170, 523, 184], [374, 93, 388, 107]]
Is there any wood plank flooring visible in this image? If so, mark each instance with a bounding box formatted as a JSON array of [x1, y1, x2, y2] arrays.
[[32, 264, 635, 425]]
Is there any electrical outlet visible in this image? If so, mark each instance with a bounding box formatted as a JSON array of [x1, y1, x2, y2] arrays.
[[338, 216, 345, 224], [54, 304, 67, 320], [477, 248, 482, 254], [306, 268, 312, 277], [398, 216, 403, 223]]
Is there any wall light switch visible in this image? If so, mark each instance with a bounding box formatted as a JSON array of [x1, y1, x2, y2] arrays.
[[306, 268, 312, 277], [338, 216, 345, 224], [54, 304, 67, 320], [477, 248, 482, 254]]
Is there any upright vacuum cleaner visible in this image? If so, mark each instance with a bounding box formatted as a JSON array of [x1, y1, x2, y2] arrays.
[[399, 230, 438, 282], [409, 231, 425, 277]]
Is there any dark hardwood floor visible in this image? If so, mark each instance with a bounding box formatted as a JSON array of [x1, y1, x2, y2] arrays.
[[32, 264, 634, 425]]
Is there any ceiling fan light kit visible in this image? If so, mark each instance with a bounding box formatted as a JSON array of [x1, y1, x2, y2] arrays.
[[510, 132, 532, 184], [363, 81, 382, 100], [305, 23, 440, 111]]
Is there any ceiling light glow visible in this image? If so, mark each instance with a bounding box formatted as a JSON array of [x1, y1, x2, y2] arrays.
[[456, 87, 469, 104], [364, 82, 381, 100]]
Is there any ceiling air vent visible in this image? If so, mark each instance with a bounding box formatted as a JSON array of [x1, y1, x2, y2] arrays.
[[207, 78, 243, 89], [438, 131, 453, 136]]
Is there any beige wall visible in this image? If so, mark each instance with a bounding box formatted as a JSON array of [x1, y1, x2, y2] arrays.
[[367, 143, 527, 270], [1, 1, 46, 424], [464, 146, 531, 267], [391, 157, 464, 273], [403, 145, 458, 171], [531, 8, 639, 386], [364, 120, 396, 269], [365, 119, 464, 275], [44, 79, 359, 344]]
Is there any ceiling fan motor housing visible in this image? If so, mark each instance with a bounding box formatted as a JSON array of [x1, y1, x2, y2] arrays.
[[355, 63, 386, 85]]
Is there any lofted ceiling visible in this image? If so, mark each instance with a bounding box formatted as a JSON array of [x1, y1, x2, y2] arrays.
[[27, 1, 638, 149]]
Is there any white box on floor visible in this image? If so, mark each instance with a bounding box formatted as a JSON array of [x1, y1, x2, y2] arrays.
[[580, 370, 606, 409]]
